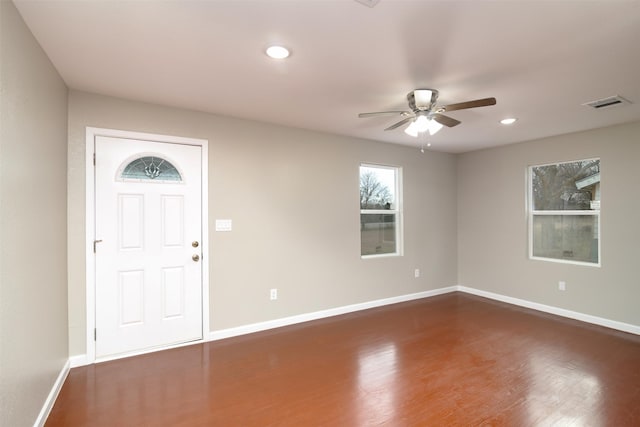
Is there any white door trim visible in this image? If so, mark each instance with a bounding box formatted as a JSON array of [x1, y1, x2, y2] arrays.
[[85, 127, 209, 364]]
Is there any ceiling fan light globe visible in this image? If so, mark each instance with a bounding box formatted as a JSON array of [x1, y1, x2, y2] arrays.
[[404, 121, 419, 137], [414, 115, 430, 132], [427, 119, 444, 135]]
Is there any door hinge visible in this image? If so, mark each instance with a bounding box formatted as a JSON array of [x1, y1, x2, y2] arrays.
[[93, 152, 96, 166], [94, 328, 97, 341], [93, 239, 103, 253]]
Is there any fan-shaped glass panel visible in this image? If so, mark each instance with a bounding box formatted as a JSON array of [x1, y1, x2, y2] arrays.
[[120, 156, 182, 182]]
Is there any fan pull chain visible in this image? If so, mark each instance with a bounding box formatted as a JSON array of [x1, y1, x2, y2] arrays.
[[420, 135, 431, 153]]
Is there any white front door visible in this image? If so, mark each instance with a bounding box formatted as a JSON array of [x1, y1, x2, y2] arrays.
[[95, 136, 203, 358]]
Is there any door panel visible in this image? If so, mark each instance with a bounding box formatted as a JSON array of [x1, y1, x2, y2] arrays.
[[119, 194, 144, 250], [161, 195, 184, 247], [119, 270, 145, 325], [162, 266, 185, 319], [95, 136, 202, 358]]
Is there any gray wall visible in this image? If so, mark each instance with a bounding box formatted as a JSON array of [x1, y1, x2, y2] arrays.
[[458, 121, 640, 326], [0, 1, 69, 426], [4, 0, 640, 421], [67, 90, 459, 356]]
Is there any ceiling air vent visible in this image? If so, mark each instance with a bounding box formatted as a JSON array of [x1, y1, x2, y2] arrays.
[[354, 0, 381, 8], [583, 95, 631, 109]]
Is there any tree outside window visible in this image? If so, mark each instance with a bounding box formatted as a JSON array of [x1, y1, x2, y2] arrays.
[[360, 164, 402, 257], [529, 159, 600, 265]]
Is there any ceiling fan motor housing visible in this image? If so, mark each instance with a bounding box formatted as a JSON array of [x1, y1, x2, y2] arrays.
[[408, 89, 439, 111]]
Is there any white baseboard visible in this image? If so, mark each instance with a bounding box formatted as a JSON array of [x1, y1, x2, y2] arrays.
[[209, 286, 458, 341], [69, 354, 89, 368], [458, 286, 640, 336], [68, 287, 457, 366], [68, 284, 638, 370], [34, 358, 70, 427]]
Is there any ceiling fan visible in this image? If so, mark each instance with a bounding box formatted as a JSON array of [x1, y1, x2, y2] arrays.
[[359, 89, 496, 137]]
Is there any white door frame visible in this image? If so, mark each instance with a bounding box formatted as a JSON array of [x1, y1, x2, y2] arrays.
[[85, 127, 210, 363]]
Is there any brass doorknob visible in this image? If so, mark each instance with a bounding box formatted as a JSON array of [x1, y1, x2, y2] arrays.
[[192, 241, 199, 248], [192, 254, 200, 262]]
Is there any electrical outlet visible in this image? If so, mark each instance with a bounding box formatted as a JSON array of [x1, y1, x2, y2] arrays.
[[559, 281, 566, 291], [270, 288, 278, 300], [414, 268, 420, 278]]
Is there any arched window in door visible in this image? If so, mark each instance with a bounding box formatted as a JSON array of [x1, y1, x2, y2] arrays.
[[118, 154, 182, 182]]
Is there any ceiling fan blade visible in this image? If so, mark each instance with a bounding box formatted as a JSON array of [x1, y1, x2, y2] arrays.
[[358, 111, 410, 118], [384, 117, 414, 131], [442, 97, 497, 112], [432, 113, 461, 127]]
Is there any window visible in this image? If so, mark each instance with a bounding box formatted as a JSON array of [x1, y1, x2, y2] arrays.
[[360, 164, 402, 257], [119, 155, 182, 182], [529, 159, 600, 265]]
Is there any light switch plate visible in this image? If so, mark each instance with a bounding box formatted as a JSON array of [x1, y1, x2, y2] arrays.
[[215, 219, 232, 232]]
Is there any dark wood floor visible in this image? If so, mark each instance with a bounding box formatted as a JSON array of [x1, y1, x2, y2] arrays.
[[46, 292, 640, 426]]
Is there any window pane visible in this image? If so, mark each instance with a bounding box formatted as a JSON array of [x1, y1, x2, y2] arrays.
[[531, 160, 599, 210], [121, 156, 182, 182], [532, 215, 598, 263], [361, 213, 396, 256], [360, 166, 395, 210]]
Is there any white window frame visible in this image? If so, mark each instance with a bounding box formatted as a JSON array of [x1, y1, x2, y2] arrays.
[[360, 163, 403, 259], [528, 158, 601, 267]]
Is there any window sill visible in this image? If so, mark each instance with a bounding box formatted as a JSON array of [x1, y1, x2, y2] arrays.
[[529, 256, 601, 268], [361, 253, 402, 260]]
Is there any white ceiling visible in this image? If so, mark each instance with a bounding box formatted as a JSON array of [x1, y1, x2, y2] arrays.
[[13, 0, 640, 153]]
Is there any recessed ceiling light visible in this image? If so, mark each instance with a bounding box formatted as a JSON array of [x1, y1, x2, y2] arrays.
[[265, 45, 290, 59], [500, 118, 517, 125]]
